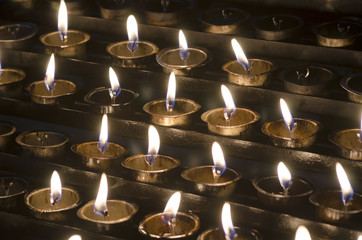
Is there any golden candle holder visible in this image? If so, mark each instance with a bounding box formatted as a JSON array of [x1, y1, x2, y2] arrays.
[[0, 122, 16, 151], [329, 129, 362, 160], [0, 177, 28, 210], [0, 68, 26, 97], [0, 23, 37, 49], [340, 73, 362, 103]]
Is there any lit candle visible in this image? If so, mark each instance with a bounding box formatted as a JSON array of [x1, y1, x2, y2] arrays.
[[280, 98, 295, 135], [295, 226, 311, 240], [336, 162, 354, 206], [277, 162, 293, 195], [145, 125, 160, 167], [178, 30, 189, 62], [212, 142, 227, 183], [221, 203, 236, 240], [127, 15, 139, 52], [108, 67, 121, 101], [221, 85, 236, 121], [166, 72, 176, 112], [161, 191, 181, 235], [44, 54, 55, 92], [231, 38, 250, 70], [93, 173, 108, 217], [58, 0, 68, 43], [50, 170, 62, 206], [68, 235, 81, 240], [97, 114, 108, 153]]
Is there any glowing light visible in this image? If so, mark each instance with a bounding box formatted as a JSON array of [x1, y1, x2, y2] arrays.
[[280, 98, 295, 132], [231, 38, 250, 70], [359, 114, 362, 141], [44, 54, 55, 92], [221, 85, 236, 121], [295, 226, 311, 240], [50, 170, 62, 206], [93, 173, 108, 217], [166, 72, 176, 112], [162, 192, 181, 225], [127, 15, 139, 52], [212, 142, 226, 179], [145, 125, 160, 166], [277, 162, 292, 191], [98, 114, 108, 153], [108, 67, 121, 99], [222, 202, 236, 240], [179, 30, 189, 61], [58, 0, 68, 42], [336, 162, 354, 206], [68, 235, 82, 240]]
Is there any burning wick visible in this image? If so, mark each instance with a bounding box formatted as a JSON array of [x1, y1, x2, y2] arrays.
[[161, 192, 181, 236], [127, 15, 139, 53], [108, 67, 121, 103], [93, 173, 109, 217], [295, 226, 311, 240], [280, 98, 296, 139], [336, 162, 354, 208], [179, 30, 189, 62], [161, 0, 170, 13], [212, 142, 227, 183], [222, 203, 236, 240], [145, 125, 160, 167], [357, 114, 362, 142], [231, 38, 251, 71], [277, 162, 293, 196], [44, 54, 56, 92], [50, 170, 62, 206], [166, 72, 176, 112], [68, 235, 82, 240], [98, 114, 108, 153], [58, 0, 68, 43], [221, 85, 236, 121]]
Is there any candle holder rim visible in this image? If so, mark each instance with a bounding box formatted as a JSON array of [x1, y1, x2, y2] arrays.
[[84, 87, 138, 107], [201, 107, 261, 127], [281, 65, 334, 86], [25, 187, 81, 213], [222, 59, 275, 77], [198, 7, 250, 26], [71, 141, 128, 160], [121, 154, 181, 173], [39, 30, 90, 48], [252, 14, 304, 32], [96, 0, 133, 9], [328, 128, 362, 150], [26, 79, 77, 98], [0, 68, 26, 85], [106, 40, 159, 60], [181, 165, 241, 186], [0, 176, 28, 199], [77, 199, 139, 224], [0, 121, 16, 137], [313, 20, 362, 39], [16, 130, 69, 149], [0, 22, 37, 43], [252, 175, 314, 199], [340, 73, 362, 95], [143, 98, 201, 118], [142, 0, 189, 13], [197, 227, 261, 240], [139, 211, 200, 239]]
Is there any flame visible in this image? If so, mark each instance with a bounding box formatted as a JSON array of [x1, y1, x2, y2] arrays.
[[166, 72, 176, 112], [145, 125, 160, 166], [221, 85, 236, 121], [93, 173, 108, 217], [108, 67, 121, 99], [359, 114, 362, 141], [295, 226, 311, 240], [68, 235, 82, 240], [179, 30, 189, 61], [358, 236, 362, 240], [58, 0, 68, 42], [127, 15, 139, 52], [162, 192, 181, 225], [277, 162, 292, 191], [44, 54, 55, 92], [280, 98, 295, 132], [231, 38, 250, 70], [222, 203, 236, 240], [212, 142, 227, 179], [50, 170, 62, 206], [98, 114, 108, 153], [336, 162, 354, 206]]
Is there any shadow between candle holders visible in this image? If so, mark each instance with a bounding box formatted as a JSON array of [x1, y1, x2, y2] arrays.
[[0, 177, 28, 210], [0, 122, 16, 151], [329, 129, 362, 160], [197, 227, 261, 240], [0, 68, 26, 98], [340, 73, 362, 103], [0, 23, 37, 49]]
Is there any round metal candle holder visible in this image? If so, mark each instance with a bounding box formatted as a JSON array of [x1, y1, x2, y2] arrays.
[[106, 41, 159, 68], [25, 187, 81, 221], [329, 129, 362, 160], [0, 68, 26, 97], [0, 23, 37, 49], [26, 80, 77, 105], [309, 190, 362, 224], [314, 20, 362, 48], [253, 176, 313, 210], [139, 212, 200, 239], [121, 154, 181, 184], [181, 166, 241, 197], [142, 0, 189, 26], [39, 30, 90, 58], [71, 141, 127, 171], [253, 14, 303, 41], [48, 0, 85, 15], [98, 0, 133, 20], [281, 65, 334, 96], [340, 73, 362, 103], [0, 177, 28, 210], [197, 227, 261, 240], [0, 122, 16, 151], [262, 118, 320, 149], [84, 87, 138, 114], [201, 107, 260, 137], [77, 199, 138, 232], [198, 7, 250, 34], [16, 131, 69, 159], [156, 47, 211, 76], [222, 59, 274, 87], [143, 98, 201, 127]]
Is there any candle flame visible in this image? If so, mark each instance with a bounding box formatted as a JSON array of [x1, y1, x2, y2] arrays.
[[295, 226, 311, 240], [221, 85, 236, 121], [166, 72, 176, 112], [50, 170, 62, 206], [358, 236, 362, 240], [212, 142, 227, 179], [222, 202, 236, 240], [68, 235, 82, 240], [145, 125, 160, 166], [98, 114, 108, 153], [58, 0, 68, 43], [162, 191, 181, 225], [108, 67, 121, 99], [44, 54, 55, 92], [231, 38, 250, 70], [358, 114, 362, 141], [127, 15, 139, 52], [280, 98, 295, 132], [336, 162, 354, 206], [179, 30, 189, 61], [93, 173, 108, 217], [277, 162, 292, 191]]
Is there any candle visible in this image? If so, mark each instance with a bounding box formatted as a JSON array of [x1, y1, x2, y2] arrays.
[[0, 177, 28, 210], [0, 54, 26, 98], [0, 22, 37, 49]]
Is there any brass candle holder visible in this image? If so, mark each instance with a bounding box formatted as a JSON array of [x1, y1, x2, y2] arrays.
[[98, 0, 133, 21], [0, 122, 16, 151], [0, 68, 26, 97], [340, 73, 362, 103], [329, 129, 362, 160], [0, 177, 28, 210], [198, 227, 260, 240], [0, 23, 37, 49]]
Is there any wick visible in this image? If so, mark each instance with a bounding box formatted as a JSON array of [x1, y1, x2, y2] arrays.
[[1, 180, 12, 196], [213, 174, 220, 184], [8, 26, 20, 40], [245, 62, 254, 76], [342, 200, 353, 211], [289, 122, 297, 140], [221, 9, 232, 21], [282, 182, 293, 196], [170, 217, 176, 235], [272, 17, 283, 31], [36, 132, 49, 146], [296, 68, 310, 85], [337, 24, 351, 37]]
